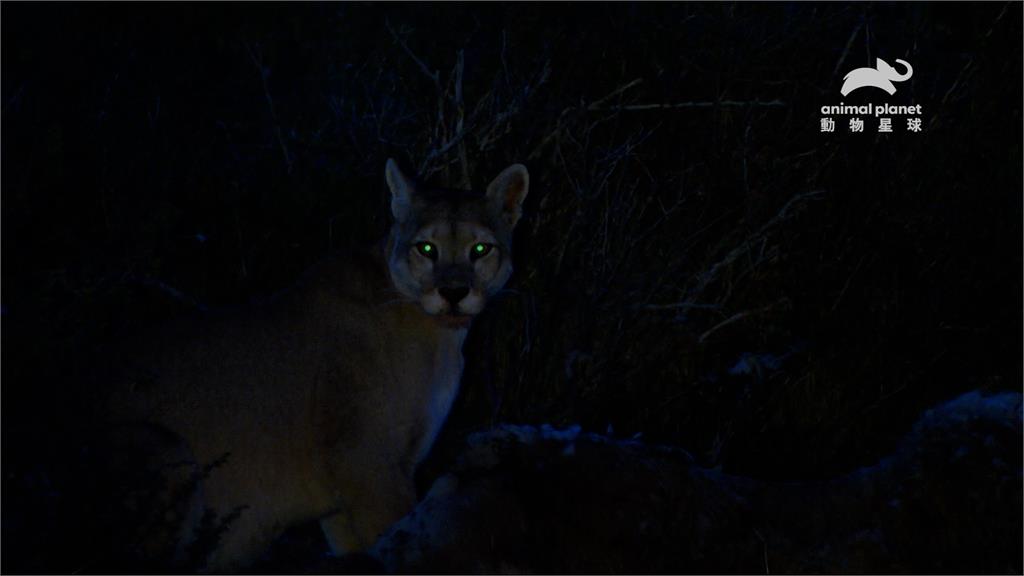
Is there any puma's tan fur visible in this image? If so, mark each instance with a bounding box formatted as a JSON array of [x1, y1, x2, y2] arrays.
[[105, 160, 529, 570]]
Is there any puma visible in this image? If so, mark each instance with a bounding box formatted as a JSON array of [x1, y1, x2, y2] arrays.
[[103, 159, 530, 570]]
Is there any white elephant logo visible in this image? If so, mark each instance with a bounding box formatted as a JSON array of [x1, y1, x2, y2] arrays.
[[841, 58, 913, 96]]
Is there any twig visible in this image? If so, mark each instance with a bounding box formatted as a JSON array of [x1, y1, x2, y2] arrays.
[[753, 528, 771, 575], [244, 42, 293, 174], [929, 3, 1007, 133], [586, 77, 645, 110], [385, 19, 441, 88], [832, 21, 863, 78], [939, 3, 1006, 108], [698, 311, 751, 344], [419, 124, 474, 177], [385, 18, 448, 164], [528, 77, 643, 161], [590, 99, 785, 112], [830, 254, 868, 312], [128, 273, 207, 312], [697, 299, 785, 343], [454, 49, 471, 188], [681, 190, 824, 314], [478, 59, 550, 152], [637, 302, 720, 312]]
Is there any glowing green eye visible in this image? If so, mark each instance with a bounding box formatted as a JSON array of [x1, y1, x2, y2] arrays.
[[471, 243, 493, 259], [415, 242, 437, 259]]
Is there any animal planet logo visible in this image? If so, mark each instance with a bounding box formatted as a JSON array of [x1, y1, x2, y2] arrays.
[[841, 58, 914, 96], [820, 56, 923, 134]]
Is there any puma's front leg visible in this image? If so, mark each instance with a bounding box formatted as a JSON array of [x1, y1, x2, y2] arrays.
[[320, 511, 363, 556], [320, 476, 417, 555]]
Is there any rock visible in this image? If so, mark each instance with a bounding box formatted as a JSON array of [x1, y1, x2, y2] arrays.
[[371, 392, 1022, 573]]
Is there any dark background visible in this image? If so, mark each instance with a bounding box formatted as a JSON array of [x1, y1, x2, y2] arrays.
[[2, 2, 1021, 572]]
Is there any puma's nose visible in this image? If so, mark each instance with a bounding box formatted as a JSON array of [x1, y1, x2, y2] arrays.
[[438, 286, 470, 306]]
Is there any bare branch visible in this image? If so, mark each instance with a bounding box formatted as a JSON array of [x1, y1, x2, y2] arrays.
[[590, 99, 786, 112], [528, 77, 644, 161], [454, 49, 471, 188], [385, 19, 441, 88], [831, 21, 863, 78], [244, 42, 293, 174]]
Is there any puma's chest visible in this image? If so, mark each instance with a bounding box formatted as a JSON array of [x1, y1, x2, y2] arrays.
[[383, 325, 467, 465], [316, 301, 470, 473]]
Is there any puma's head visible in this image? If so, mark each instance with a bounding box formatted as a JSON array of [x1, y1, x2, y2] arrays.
[[384, 159, 529, 328]]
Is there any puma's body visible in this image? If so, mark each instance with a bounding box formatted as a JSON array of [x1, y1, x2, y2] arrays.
[[108, 248, 465, 567], [103, 160, 530, 570]]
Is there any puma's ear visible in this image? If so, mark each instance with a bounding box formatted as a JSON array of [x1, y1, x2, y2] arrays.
[[486, 164, 529, 228], [385, 158, 416, 221]]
